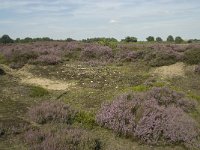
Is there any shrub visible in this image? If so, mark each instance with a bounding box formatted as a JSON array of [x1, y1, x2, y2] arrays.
[[96, 93, 141, 136], [34, 54, 61, 65], [147, 87, 197, 112], [135, 104, 199, 148], [146, 36, 155, 42], [96, 88, 199, 148], [116, 50, 143, 62], [145, 50, 180, 67], [0, 35, 14, 44], [156, 37, 163, 42], [2, 49, 38, 68], [80, 44, 113, 61], [195, 64, 200, 74], [29, 86, 49, 97], [121, 36, 137, 42], [175, 36, 184, 44], [27, 101, 75, 124], [167, 35, 174, 42], [184, 49, 200, 64], [24, 127, 101, 150]]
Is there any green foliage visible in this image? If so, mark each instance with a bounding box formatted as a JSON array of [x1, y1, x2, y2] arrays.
[[0, 54, 6, 64], [167, 35, 174, 42], [175, 36, 184, 44], [152, 82, 166, 87], [65, 38, 75, 42], [82, 37, 118, 43], [156, 37, 163, 42], [184, 49, 200, 64], [29, 86, 49, 97], [146, 36, 155, 42], [121, 36, 137, 42], [132, 85, 150, 92], [16, 37, 53, 43], [0, 35, 14, 44], [74, 111, 96, 128], [187, 93, 200, 101], [145, 51, 178, 67]]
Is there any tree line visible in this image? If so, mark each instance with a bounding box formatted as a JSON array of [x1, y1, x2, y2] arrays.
[[0, 34, 198, 44]]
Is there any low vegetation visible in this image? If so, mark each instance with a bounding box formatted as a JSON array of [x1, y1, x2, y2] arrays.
[[0, 37, 200, 150], [96, 88, 199, 149]]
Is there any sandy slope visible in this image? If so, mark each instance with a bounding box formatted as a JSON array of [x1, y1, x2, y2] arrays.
[[1, 64, 76, 90]]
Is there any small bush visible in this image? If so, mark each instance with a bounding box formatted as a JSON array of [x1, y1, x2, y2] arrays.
[[34, 54, 61, 65], [96, 93, 141, 136], [116, 50, 143, 62], [27, 101, 75, 124], [184, 49, 200, 64], [147, 87, 197, 112], [80, 44, 113, 61], [96, 88, 200, 149], [24, 127, 102, 150], [145, 50, 179, 67], [29, 86, 49, 97]]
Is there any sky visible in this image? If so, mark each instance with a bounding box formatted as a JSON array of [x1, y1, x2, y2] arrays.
[[0, 0, 200, 40]]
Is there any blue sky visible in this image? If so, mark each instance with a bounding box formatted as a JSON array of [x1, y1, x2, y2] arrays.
[[0, 0, 200, 40]]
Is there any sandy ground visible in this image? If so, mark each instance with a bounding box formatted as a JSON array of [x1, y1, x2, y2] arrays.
[[153, 62, 185, 78], [1, 64, 76, 90]]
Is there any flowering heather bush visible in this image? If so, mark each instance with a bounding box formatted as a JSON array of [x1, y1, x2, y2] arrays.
[[135, 102, 200, 148], [96, 93, 141, 136], [144, 49, 181, 67], [34, 54, 62, 65], [147, 87, 197, 112], [27, 101, 75, 124], [116, 50, 143, 62], [80, 44, 113, 61], [96, 88, 200, 148], [24, 127, 101, 150], [184, 48, 200, 65]]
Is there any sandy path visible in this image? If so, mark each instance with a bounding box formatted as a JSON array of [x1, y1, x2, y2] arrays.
[[153, 62, 185, 78], [1, 64, 76, 90]]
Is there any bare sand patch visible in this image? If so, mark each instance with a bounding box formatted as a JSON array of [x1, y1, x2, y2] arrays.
[[21, 77, 75, 90], [153, 62, 185, 78], [1, 64, 76, 90]]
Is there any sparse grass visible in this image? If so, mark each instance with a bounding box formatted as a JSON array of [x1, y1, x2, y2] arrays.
[[29, 86, 49, 97], [132, 85, 150, 92]]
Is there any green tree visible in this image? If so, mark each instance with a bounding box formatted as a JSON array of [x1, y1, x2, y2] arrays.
[[175, 36, 184, 44], [0, 35, 14, 44], [121, 36, 137, 42], [146, 36, 155, 42], [15, 38, 21, 43], [156, 37, 163, 42], [167, 35, 174, 42]]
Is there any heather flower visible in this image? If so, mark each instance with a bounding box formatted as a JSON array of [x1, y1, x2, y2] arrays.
[[24, 127, 101, 150], [27, 101, 75, 124], [96, 88, 200, 149]]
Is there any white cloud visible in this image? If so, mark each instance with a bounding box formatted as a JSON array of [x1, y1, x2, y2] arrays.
[[109, 19, 118, 24]]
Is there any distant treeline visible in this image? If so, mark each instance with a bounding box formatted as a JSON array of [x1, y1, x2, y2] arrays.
[[0, 34, 199, 44]]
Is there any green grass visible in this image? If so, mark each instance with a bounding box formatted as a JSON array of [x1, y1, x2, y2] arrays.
[[29, 86, 49, 97]]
